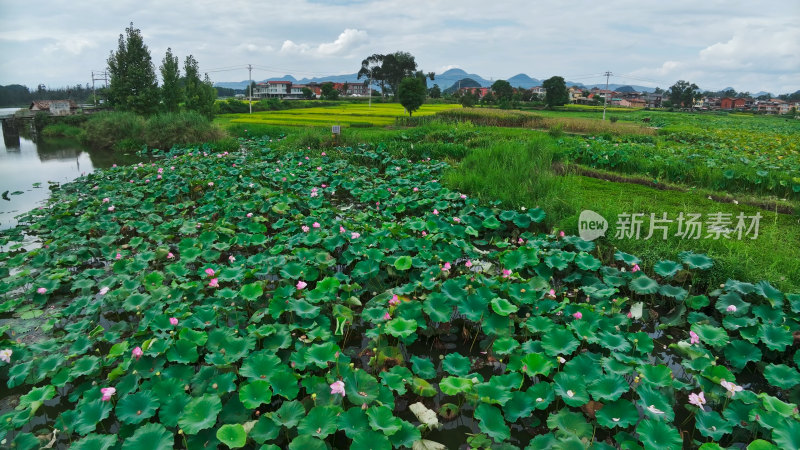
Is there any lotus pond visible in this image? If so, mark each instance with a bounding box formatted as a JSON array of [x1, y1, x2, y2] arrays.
[[1, 137, 799, 449]]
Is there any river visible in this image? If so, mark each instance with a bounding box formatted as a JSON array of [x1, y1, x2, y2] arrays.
[[0, 107, 141, 230]]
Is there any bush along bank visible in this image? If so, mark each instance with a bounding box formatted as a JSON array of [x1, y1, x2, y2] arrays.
[[0, 138, 798, 449]]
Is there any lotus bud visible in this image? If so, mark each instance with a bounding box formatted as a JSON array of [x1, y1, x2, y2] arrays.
[[212, 383, 218, 389], [439, 354, 444, 360], [132, 370, 137, 374], [156, 371, 161, 376], [312, 393, 317, 399], [178, 429, 184, 435], [361, 403, 368, 410], [349, 363, 354, 368]]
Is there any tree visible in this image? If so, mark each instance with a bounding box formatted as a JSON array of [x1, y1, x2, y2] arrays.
[[106, 22, 160, 114], [542, 76, 569, 107], [183, 55, 216, 119], [397, 77, 426, 116], [160, 47, 182, 112], [668, 80, 700, 109], [320, 82, 339, 100], [491, 80, 513, 102], [357, 51, 432, 99], [301, 87, 316, 100], [357, 54, 385, 97], [428, 84, 441, 99]]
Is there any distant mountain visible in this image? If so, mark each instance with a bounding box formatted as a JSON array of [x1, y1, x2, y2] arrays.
[[507, 73, 541, 89], [443, 78, 482, 94], [214, 73, 364, 90], [615, 85, 637, 93]]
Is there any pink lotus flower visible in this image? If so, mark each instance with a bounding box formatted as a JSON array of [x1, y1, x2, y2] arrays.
[[247, 213, 253, 218], [389, 295, 400, 306], [690, 331, 700, 344], [302, 225, 310, 233], [205, 268, 215, 276], [0, 349, 12, 363], [460, 194, 467, 199], [421, 231, 427, 237], [518, 238, 524, 244], [157, 175, 162, 179], [548, 289, 555, 297], [502, 269, 511, 278], [339, 226, 346, 233], [115, 253, 122, 260], [413, 187, 419, 192], [100, 387, 116, 401], [108, 205, 115, 212], [433, 209, 439, 215], [317, 167, 322, 171], [167, 252, 174, 259], [330, 380, 346, 397], [351, 232, 360, 239], [99, 287, 109, 295], [313, 222, 320, 228], [453, 217, 461, 223], [688, 392, 706, 408], [229, 255, 236, 262], [573, 312, 583, 319], [37, 287, 47, 294], [632, 264, 641, 272], [559, 231, 565, 237], [112, 164, 117, 168], [158, 168, 163, 173], [208, 278, 219, 288], [720, 379, 743, 396], [102, 197, 110, 203], [169, 317, 178, 326], [627, 311, 633, 318], [726, 305, 737, 312], [132, 347, 143, 360], [443, 262, 452, 271], [383, 312, 391, 320], [208, 182, 214, 187], [321, 152, 327, 156], [296, 280, 307, 290], [465, 260, 472, 268]]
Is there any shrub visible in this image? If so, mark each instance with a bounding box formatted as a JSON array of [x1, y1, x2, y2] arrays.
[[82, 112, 145, 150], [143, 111, 224, 150], [41, 123, 84, 139]]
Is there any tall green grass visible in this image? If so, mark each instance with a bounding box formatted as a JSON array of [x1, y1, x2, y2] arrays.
[[82, 112, 146, 151], [81, 111, 225, 151]]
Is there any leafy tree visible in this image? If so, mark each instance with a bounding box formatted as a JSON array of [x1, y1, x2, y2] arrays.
[[183, 55, 216, 119], [357, 51, 432, 99], [491, 80, 513, 102], [320, 82, 339, 100], [397, 77, 426, 116], [542, 76, 569, 107], [159, 47, 182, 112], [668, 80, 700, 109], [301, 87, 316, 100], [460, 91, 476, 107], [106, 22, 160, 115], [428, 84, 441, 99], [357, 54, 386, 97]]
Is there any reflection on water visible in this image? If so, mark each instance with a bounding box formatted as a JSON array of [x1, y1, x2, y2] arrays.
[[0, 108, 144, 230]]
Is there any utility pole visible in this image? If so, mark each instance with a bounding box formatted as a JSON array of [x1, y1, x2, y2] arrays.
[[91, 71, 108, 107], [368, 74, 372, 108], [248, 64, 253, 114], [602, 71, 612, 121]]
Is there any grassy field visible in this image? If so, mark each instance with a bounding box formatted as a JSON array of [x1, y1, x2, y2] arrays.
[[217, 103, 460, 128]]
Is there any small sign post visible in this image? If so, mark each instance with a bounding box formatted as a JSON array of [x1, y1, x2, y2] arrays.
[[331, 125, 340, 145]]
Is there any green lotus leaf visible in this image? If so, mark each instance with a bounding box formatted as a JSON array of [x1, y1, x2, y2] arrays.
[[595, 399, 640, 428], [763, 364, 800, 390], [385, 317, 418, 338], [240, 282, 263, 301], [239, 380, 273, 409], [410, 356, 437, 379], [474, 403, 510, 442], [271, 400, 305, 428], [587, 373, 628, 402], [546, 408, 592, 438], [116, 392, 160, 424], [422, 292, 453, 323], [394, 255, 412, 270], [439, 377, 474, 395], [695, 410, 732, 440], [541, 327, 579, 356], [686, 294, 710, 310], [298, 405, 340, 439], [575, 253, 601, 271], [630, 275, 659, 295], [411, 377, 438, 397], [598, 331, 631, 353], [123, 292, 151, 311], [337, 407, 370, 438], [637, 384, 674, 422], [72, 434, 118, 450], [636, 418, 683, 450], [291, 299, 320, 319], [758, 324, 793, 351], [638, 365, 673, 387], [216, 424, 247, 449], [17, 385, 55, 415], [772, 419, 800, 449], [441, 353, 471, 377], [716, 291, 750, 316], [746, 440, 779, 450], [388, 419, 421, 448], [379, 366, 412, 395], [490, 297, 518, 316], [692, 324, 730, 348], [178, 394, 221, 435], [122, 423, 174, 450], [166, 339, 199, 364], [367, 405, 402, 436], [351, 430, 392, 450], [475, 379, 514, 405], [553, 372, 589, 407], [288, 435, 327, 450], [680, 251, 714, 270], [269, 366, 300, 400], [521, 353, 554, 377], [614, 251, 641, 265], [239, 351, 281, 380], [306, 342, 340, 368], [659, 284, 687, 300], [653, 260, 682, 278], [503, 390, 535, 423], [492, 336, 519, 355], [345, 369, 381, 403], [502, 250, 529, 270], [74, 399, 112, 436]]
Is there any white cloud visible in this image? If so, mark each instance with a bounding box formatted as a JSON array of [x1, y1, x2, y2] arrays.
[[281, 29, 368, 57]]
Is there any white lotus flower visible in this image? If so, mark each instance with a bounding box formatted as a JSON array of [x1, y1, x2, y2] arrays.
[[647, 405, 665, 414]]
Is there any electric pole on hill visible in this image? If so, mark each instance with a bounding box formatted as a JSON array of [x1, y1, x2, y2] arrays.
[[602, 71, 612, 121], [248, 64, 253, 114]]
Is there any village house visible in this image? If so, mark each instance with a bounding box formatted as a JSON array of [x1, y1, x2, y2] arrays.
[[29, 100, 78, 116], [252, 81, 292, 99], [459, 87, 491, 99], [720, 97, 747, 110], [530, 86, 547, 96], [644, 92, 662, 108]]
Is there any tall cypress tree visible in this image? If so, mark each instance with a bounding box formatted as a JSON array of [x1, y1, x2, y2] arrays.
[[106, 23, 160, 115], [184, 55, 217, 120], [160, 47, 182, 112]]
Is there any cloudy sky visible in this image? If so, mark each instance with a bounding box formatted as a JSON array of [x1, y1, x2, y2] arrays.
[[1, 0, 798, 94]]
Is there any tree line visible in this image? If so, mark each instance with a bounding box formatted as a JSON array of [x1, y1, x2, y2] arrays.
[[106, 23, 216, 119]]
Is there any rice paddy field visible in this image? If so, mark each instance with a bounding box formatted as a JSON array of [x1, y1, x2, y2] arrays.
[[217, 103, 461, 128]]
